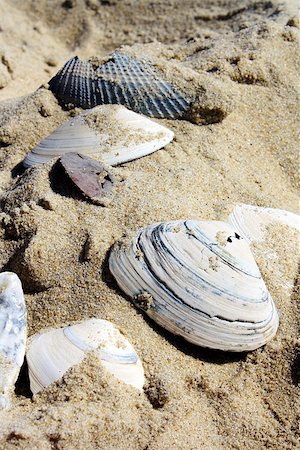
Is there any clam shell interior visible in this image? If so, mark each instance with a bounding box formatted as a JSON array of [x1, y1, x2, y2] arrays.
[[27, 318, 144, 394], [23, 104, 174, 168], [0, 272, 27, 408], [229, 204, 300, 242], [109, 220, 279, 352]]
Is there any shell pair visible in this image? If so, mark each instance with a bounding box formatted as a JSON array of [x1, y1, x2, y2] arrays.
[[109, 205, 299, 352]]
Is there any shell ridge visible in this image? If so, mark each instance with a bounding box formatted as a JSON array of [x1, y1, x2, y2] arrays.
[[63, 326, 97, 352], [121, 55, 157, 115]]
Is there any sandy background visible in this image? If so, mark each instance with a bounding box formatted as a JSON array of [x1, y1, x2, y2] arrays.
[[0, 0, 299, 448]]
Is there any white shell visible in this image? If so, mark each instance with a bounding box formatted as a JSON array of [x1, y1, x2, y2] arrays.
[[229, 204, 300, 243], [109, 220, 279, 352], [23, 105, 174, 168], [0, 272, 27, 408], [27, 318, 144, 394]]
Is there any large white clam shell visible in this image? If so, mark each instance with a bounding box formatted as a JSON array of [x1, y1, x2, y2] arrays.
[[229, 204, 300, 243], [27, 318, 144, 394], [23, 105, 174, 168], [0, 272, 27, 408], [109, 220, 279, 352]]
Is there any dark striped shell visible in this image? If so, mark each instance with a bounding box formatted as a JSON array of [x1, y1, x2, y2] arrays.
[[48, 52, 191, 119]]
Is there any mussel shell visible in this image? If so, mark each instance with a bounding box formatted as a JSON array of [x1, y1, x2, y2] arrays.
[[109, 220, 279, 352], [49, 52, 191, 119], [27, 318, 144, 394]]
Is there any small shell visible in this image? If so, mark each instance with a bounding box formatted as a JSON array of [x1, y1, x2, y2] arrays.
[[23, 105, 174, 168], [0, 272, 27, 408], [109, 220, 279, 352], [49, 52, 191, 119], [229, 204, 300, 243], [58, 153, 115, 206], [27, 318, 144, 394]]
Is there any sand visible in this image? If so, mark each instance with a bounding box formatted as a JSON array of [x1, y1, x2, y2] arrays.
[[0, 0, 299, 448]]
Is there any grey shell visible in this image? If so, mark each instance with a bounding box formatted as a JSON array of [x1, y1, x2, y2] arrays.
[[48, 52, 191, 119], [109, 220, 279, 352]]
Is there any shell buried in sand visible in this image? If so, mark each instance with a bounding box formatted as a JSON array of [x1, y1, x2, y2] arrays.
[[58, 153, 116, 206], [0, 272, 27, 409], [48, 52, 191, 118], [23, 105, 174, 168], [229, 203, 300, 243], [109, 220, 279, 352], [27, 318, 145, 394]]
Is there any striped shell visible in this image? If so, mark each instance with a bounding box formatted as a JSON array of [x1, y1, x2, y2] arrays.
[[23, 105, 174, 168], [229, 204, 300, 243], [48, 52, 191, 119], [27, 318, 144, 394], [0, 272, 27, 408], [109, 220, 279, 352]]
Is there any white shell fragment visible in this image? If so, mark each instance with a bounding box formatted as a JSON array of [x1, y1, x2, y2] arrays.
[[23, 105, 174, 168], [0, 272, 27, 408], [109, 220, 279, 352], [229, 204, 300, 243], [27, 318, 144, 394]]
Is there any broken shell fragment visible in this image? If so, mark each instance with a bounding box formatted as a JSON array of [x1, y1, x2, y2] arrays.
[[48, 52, 191, 118], [109, 220, 279, 352], [58, 152, 115, 206], [0, 272, 27, 408], [229, 204, 300, 243], [23, 105, 174, 168], [27, 318, 144, 394]]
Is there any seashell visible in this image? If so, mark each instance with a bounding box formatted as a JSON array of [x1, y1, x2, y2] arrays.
[[109, 220, 279, 352], [49, 52, 191, 119], [229, 204, 300, 243], [23, 104, 174, 168], [27, 318, 144, 394], [58, 152, 115, 206], [0, 272, 27, 408]]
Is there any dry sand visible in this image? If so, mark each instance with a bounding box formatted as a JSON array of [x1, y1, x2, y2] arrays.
[[0, 0, 299, 449]]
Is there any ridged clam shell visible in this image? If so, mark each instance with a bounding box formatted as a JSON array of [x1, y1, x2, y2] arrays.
[[48, 52, 191, 118], [27, 318, 144, 394], [109, 220, 279, 352], [0, 272, 26, 408], [23, 105, 174, 168], [229, 204, 300, 243]]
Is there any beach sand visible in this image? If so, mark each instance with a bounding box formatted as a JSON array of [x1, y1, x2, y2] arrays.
[[0, 0, 299, 448]]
